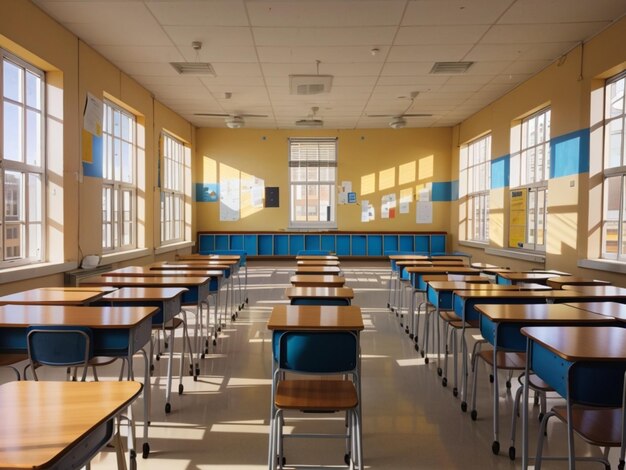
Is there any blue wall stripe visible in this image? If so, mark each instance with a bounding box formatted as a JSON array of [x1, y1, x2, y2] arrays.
[[450, 180, 459, 201], [196, 183, 219, 202], [432, 181, 453, 201], [550, 128, 590, 178], [82, 134, 103, 178], [491, 154, 510, 189]]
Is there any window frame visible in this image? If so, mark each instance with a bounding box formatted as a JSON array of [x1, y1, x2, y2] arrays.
[[601, 71, 626, 261], [101, 99, 137, 253], [288, 138, 337, 230], [460, 133, 491, 243], [160, 132, 185, 246], [511, 107, 551, 252], [0, 50, 46, 268]]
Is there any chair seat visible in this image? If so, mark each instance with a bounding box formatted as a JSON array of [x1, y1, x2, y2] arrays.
[[88, 356, 119, 367], [552, 405, 622, 447], [439, 310, 461, 322], [275, 379, 358, 411], [153, 317, 185, 331], [477, 350, 526, 369], [0, 353, 28, 367]]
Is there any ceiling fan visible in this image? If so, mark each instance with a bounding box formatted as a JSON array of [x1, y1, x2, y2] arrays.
[[366, 91, 431, 128], [295, 106, 324, 127], [193, 112, 268, 128]]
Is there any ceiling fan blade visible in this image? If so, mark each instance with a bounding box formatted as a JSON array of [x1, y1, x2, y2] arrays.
[[194, 113, 229, 117], [403, 113, 432, 117], [239, 114, 268, 118], [366, 114, 394, 118]]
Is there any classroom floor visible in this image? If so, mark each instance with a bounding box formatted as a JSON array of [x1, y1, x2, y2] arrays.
[[13, 261, 618, 469]]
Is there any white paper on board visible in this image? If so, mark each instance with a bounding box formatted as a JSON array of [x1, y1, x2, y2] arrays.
[[416, 201, 432, 224]]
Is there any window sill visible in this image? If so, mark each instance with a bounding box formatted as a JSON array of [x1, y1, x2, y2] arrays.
[[484, 247, 545, 263], [0, 261, 77, 284], [578, 258, 626, 274], [101, 248, 151, 265], [458, 240, 489, 250], [155, 241, 194, 255]]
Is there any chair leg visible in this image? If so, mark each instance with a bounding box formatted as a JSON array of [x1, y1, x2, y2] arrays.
[[535, 410, 556, 470]]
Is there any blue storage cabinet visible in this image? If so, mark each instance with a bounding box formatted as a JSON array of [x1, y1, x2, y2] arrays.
[[244, 234, 258, 255], [383, 235, 398, 254], [399, 235, 413, 251], [430, 234, 447, 254], [274, 235, 289, 255], [336, 235, 351, 256], [351, 235, 366, 256], [414, 235, 430, 254], [198, 234, 215, 253], [321, 235, 335, 253], [258, 234, 273, 255], [304, 234, 321, 251], [289, 235, 304, 255], [215, 234, 229, 250], [368, 235, 383, 256], [230, 234, 244, 250]]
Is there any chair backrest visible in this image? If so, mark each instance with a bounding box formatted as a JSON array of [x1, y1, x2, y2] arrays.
[[27, 325, 93, 381], [290, 298, 350, 306], [276, 330, 358, 374]]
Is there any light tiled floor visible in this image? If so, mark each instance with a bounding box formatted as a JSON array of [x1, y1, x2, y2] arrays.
[[8, 261, 619, 469]]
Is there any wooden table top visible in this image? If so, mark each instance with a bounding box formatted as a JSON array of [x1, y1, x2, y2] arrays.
[[296, 260, 341, 266], [404, 266, 479, 275], [0, 304, 157, 328], [453, 289, 582, 300], [566, 302, 626, 322], [396, 260, 465, 267], [166, 259, 236, 267], [290, 275, 346, 287], [427, 282, 523, 292], [285, 287, 354, 299], [81, 275, 211, 288], [546, 276, 612, 289], [521, 326, 626, 361], [296, 255, 339, 261], [421, 274, 489, 283], [476, 303, 614, 323], [471, 263, 507, 269], [562, 285, 626, 299], [295, 266, 342, 274], [267, 305, 363, 331], [0, 380, 142, 469], [497, 272, 560, 282], [0, 288, 113, 306], [177, 254, 240, 262], [388, 254, 429, 261], [102, 287, 188, 302], [102, 266, 223, 278], [151, 261, 230, 270]]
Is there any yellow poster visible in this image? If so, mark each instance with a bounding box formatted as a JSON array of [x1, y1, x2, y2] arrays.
[[509, 189, 527, 248]]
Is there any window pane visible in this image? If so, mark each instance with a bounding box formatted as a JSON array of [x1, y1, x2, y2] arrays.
[[527, 190, 536, 244], [121, 141, 132, 183], [4, 171, 22, 222], [603, 175, 621, 256], [25, 71, 41, 109], [28, 223, 41, 259], [3, 59, 22, 101], [4, 102, 23, 161], [4, 224, 22, 259], [26, 109, 42, 166], [28, 173, 42, 222], [291, 167, 306, 182], [607, 118, 623, 169]]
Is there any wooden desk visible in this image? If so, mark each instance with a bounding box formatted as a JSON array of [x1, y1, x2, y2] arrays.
[[103, 266, 225, 278], [566, 301, 626, 322], [471, 262, 507, 270], [295, 266, 342, 275], [562, 284, 626, 300], [546, 276, 612, 289], [521, 326, 626, 469], [496, 272, 560, 285], [0, 287, 115, 306], [421, 274, 489, 284], [0, 381, 142, 469], [476, 304, 614, 458], [290, 275, 346, 288], [268, 305, 364, 331], [296, 260, 341, 266], [0, 304, 156, 458], [177, 254, 240, 262], [296, 255, 339, 261], [102, 287, 188, 414], [285, 287, 354, 305], [388, 254, 429, 261]]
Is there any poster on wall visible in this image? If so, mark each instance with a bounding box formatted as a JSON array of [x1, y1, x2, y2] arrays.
[[416, 201, 432, 224], [361, 200, 370, 222], [509, 189, 527, 247], [381, 194, 396, 219], [220, 178, 240, 221]]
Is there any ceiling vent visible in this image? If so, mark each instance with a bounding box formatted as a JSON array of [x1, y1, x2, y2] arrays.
[[170, 62, 216, 76], [295, 119, 324, 128], [290, 75, 333, 95], [430, 61, 473, 74]]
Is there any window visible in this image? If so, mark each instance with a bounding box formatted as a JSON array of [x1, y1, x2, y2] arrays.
[[289, 138, 337, 229], [102, 100, 136, 252], [602, 73, 626, 260], [459, 134, 491, 242], [1, 51, 45, 266], [511, 107, 551, 250], [160, 132, 185, 245]]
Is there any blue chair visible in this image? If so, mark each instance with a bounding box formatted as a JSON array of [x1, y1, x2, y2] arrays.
[[268, 330, 362, 469], [26, 325, 120, 381]]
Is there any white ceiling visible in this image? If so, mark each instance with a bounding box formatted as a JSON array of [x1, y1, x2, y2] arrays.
[[33, 0, 626, 129]]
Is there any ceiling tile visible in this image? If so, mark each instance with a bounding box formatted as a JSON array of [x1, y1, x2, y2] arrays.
[[499, 0, 626, 23], [145, 0, 249, 26], [253, 27, 397, 46], [387, 44, 474, 62], [164, 26, 254, 48], [483, 22, 611, 44], [395, 25, 490, 45], [402, 0, 515, 25], [95, 46, 184, 63], [257, 46, 384, 64], [61, 20, 171, 46]]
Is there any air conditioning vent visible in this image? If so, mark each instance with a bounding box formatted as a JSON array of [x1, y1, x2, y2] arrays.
[[170, 62, 216, 75], [290, 75, 333, 95], [295, 119, 324, 128], [430, 61, 473, 74]]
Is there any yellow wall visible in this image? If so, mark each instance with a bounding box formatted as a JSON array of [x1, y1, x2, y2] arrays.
[[195, 127, 452, 233]]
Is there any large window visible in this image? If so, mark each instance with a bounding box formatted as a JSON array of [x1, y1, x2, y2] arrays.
[[289, 138, 337, 229], [1, 51, 45, 266], [602, 73, 626, 260], [160, 132, 185, 245], [102, 100, 136, 252], [460, 134, 491, 242], [511, 108, 551, 251]]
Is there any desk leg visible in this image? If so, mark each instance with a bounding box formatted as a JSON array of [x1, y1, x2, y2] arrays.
[[460, 319, 468, 412], [492, 345, 500, 455], [522, 338, 531, 469], [139, 348, 151, 458], [620, 372, 626, 470], [165, 326, 174, 413]]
